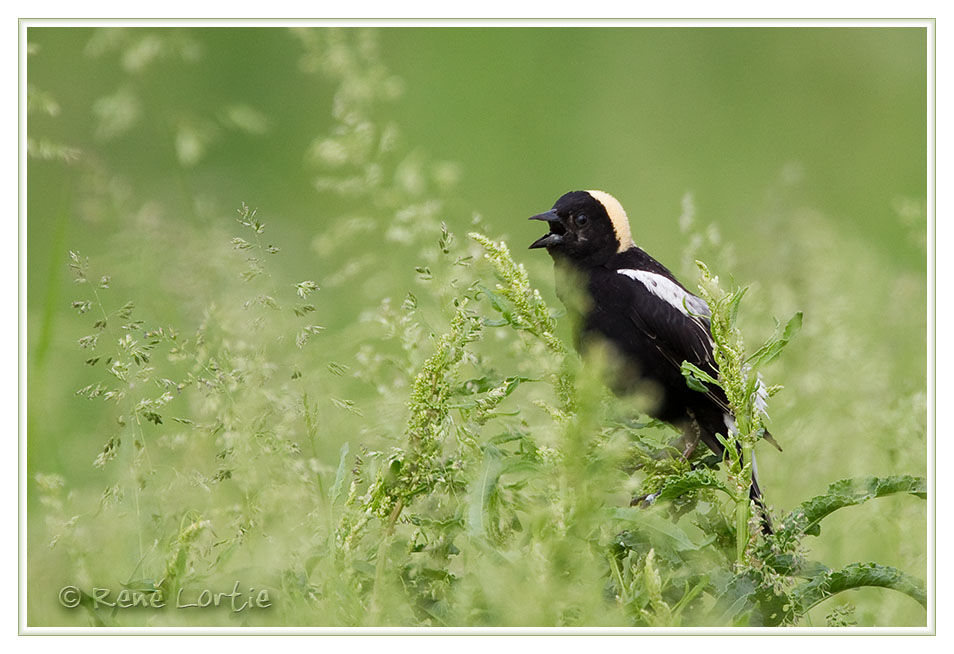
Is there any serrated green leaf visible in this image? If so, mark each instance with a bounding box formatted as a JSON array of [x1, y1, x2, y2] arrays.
[[775, 475, 926, 540], [654, 467, 732, 501], [680, 360, 720, 392], [793, 562, 926, 612], [613, 508, 710, 552], [746, 311, 803, 369], [725, 285, 748, 325]]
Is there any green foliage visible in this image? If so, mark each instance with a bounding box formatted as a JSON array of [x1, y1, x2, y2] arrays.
[[467, 233, 565, 356], [792, 563, 926, 615], [48, 217, 927, 628], [775, 475, 927, 540], [746, 311, 803, 370], [27, 27, 927, 629]]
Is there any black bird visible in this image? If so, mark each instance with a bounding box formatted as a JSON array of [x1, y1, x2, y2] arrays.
[[528, 190, 773, 528]]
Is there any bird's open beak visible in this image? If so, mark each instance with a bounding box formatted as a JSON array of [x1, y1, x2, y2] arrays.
[[528, 209, 565, 249]]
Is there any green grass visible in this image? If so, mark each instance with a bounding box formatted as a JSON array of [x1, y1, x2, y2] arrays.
[[26, 26, 928, 628]]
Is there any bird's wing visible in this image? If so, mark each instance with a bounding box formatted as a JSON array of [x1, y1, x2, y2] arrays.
[[589, 266, 731, 414]]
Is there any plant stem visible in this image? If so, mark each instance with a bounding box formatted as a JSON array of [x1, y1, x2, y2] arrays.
[[386, 497, 404, 533], [735, 439, 752, 563], [368, 497, 405, 623]]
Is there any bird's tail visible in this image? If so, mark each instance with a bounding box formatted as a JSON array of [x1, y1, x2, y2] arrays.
[[749, 453, 773, 534]]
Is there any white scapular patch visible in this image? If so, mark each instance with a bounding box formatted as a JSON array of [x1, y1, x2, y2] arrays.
[[617, 268, 709, 318], [586, 189, 634, 252]]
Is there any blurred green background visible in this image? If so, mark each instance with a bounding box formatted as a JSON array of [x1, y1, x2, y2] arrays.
[[26, 25, 928, 627]]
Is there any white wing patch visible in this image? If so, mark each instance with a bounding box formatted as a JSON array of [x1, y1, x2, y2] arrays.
[[617, 269, 709, 318], [753, 372, 770, 418], [723, 413, 737, 435]]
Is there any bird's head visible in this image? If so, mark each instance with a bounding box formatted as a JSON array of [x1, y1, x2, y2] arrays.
[[529, 190, 635, 267]]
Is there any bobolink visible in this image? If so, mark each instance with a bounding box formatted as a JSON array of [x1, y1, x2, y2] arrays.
[[529, 190, 773, 528]]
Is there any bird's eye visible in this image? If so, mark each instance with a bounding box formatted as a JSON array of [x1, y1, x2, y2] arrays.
[[574, 214, 588, 227]]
